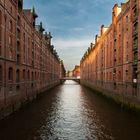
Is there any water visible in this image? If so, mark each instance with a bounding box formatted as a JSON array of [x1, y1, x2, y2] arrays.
[[0, 80, 140, 140]]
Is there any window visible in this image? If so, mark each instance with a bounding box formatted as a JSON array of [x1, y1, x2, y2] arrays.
[[16, 69, 20, 82], [126, 55, 128, 62], [17, 16, 20, 26], [17, 41, 20, 52], [118, 71, 121, 80], [31, 72, 34, 87], [28, 38, 30, 63], [23, 33, 26, 62], [9, 50, 12, 59], [23, 33, 25, 41], [0, 66, 2, 82], [17, 29, 20, 39], [32, 72, 33, 81], [133, 38, 138, 49], [10, 7, 13, 14], [9, 35, 12, 46], [134, 52, 138, 61], [134, 8, 137, 17], [8, 34, 12, 59], [134, 22, 138, 31], [126, 42, 129, 62], [110, 72, 112, 80], [35, 72, 36, 80], [126, 70, 128, 76], [119, 23, 121, 31], [0, 10, 2, 24], [0, 45, 1, 56], [27, 70, 30, 80], [23, 69, 25, 80], [119, 34, 121, 42], [9, 20, 12, 32], [8, 67, 13, 81], [17, 54, 20, 65], [126, 15, 128, 23], [126, 28, 128, 31], [0, 10, 2, 43]]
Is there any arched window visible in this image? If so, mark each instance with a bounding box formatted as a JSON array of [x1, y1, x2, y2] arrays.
[[110, 72, 112, 80], [16, 69, 20, 82], [9, 19, 12, 32], [118, 71, 121, 80], [8, 67, 13, 81], [28, 70, 30, 80], [23, 69, 25, 80], [0, 45, 1, 56], [32, 71, 33, 81], [31, 71, 34, 87], [35, 72, 36, 80], [0, 65, 2, 82], [17, 54, 20, 65]]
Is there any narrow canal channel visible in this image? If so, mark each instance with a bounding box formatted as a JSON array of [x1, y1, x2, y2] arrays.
[[0, 80, 140, 140]]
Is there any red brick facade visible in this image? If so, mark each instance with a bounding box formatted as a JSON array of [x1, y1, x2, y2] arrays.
[[80, 1, 140, 103], [72, 65, 80, 78], [0, 0, 65, 119]]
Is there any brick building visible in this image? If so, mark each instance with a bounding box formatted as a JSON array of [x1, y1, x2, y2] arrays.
[[72, 65, 80, 78], [60, 60, 66, 78], [80, 0, 140, 106], [0, 0, 65, 119]]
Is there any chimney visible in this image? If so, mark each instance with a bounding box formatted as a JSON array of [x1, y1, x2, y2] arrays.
[[101, 25, 104, 36], [112, 4, 121, 24]]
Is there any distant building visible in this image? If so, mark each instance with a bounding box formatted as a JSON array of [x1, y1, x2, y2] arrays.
[[72, 65, 80, 78], [60, 60, 66, 78], [66, 71, 73, 77]]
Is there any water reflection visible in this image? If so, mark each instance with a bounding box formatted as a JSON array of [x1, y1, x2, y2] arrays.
[[0, 80, 140, 140], [37, 80, 98, 140]]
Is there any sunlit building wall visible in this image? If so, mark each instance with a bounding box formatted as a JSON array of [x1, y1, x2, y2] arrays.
[[80, 0, 140, 101], [72, 65, 80, 78]]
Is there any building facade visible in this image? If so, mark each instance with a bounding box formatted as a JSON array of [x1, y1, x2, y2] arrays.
[[80, 0, 140, 106], [72, 65, 80, 78], [0, 0, 65, 119]]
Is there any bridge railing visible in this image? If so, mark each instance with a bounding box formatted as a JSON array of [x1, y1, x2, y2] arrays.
[[60, 77, 80, 83], [60, 77, 80, 80]]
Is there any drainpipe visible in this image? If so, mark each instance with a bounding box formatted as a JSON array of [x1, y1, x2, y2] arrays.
[[4, 0, 7, 105]]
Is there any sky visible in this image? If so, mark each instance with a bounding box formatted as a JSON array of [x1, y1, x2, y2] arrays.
[[24, 0, 125, 71]]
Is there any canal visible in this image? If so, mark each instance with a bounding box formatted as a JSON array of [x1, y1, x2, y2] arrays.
[[0, 80, 140, 140]]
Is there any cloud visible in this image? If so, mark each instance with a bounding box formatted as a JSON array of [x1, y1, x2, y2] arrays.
[[53, 38, 92, 49], [52, 37, 92, 70]]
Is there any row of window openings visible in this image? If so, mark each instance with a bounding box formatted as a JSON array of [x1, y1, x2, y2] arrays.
[[0, 20, 13, 33], [0, 68, 38, 82], [107, 70, 130, 80], [0, 32, 47, 58], [8, 71, 58, 82], [86, 71, 127, 81]]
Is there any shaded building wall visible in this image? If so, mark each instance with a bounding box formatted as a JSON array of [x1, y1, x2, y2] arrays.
[[60, 61, 66, 78], [0, 0, 64, 119]]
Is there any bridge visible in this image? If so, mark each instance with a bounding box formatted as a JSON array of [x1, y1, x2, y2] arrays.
[[60, 77, 80, 83]]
